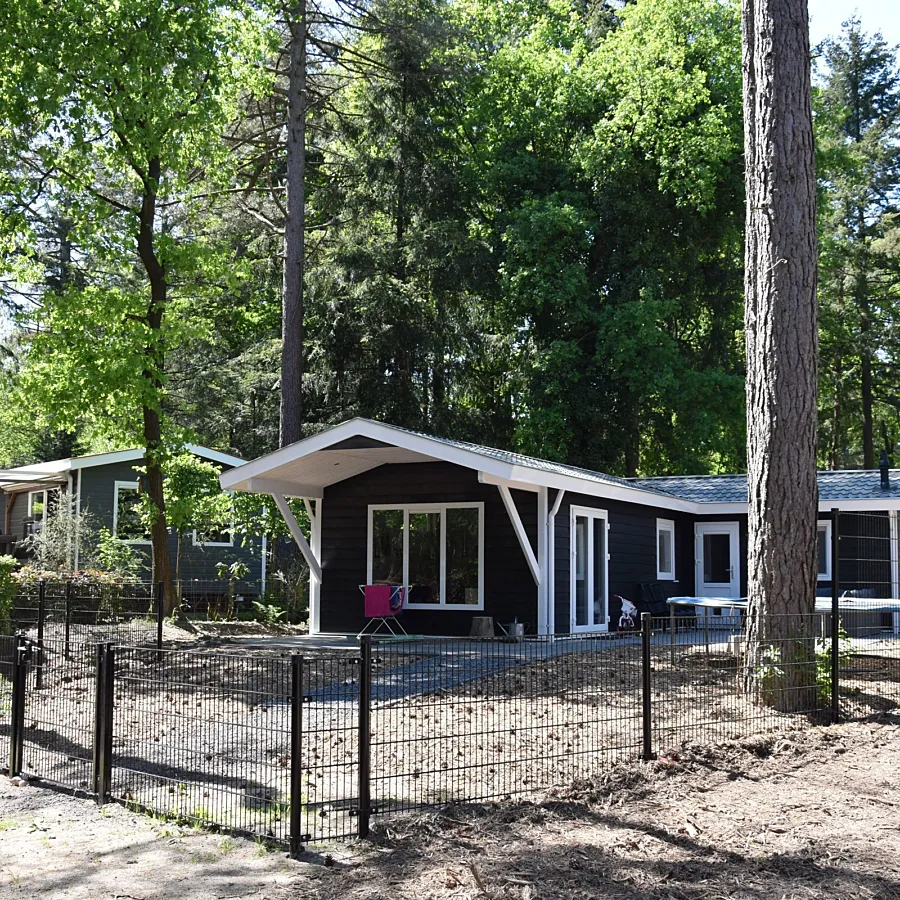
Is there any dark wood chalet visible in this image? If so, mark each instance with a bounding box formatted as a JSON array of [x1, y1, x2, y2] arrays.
[[221, 419, 900, 637], [0, 445, 265, 594]]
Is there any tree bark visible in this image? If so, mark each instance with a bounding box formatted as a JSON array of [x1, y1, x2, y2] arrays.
[[859, 288, 875, 468], [136, 155, 176, 613], [280, 0, 307, 448], [742, 0, 819, 711]]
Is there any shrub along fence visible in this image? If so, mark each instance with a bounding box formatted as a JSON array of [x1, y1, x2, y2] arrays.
[[2, 608, 898, 851]]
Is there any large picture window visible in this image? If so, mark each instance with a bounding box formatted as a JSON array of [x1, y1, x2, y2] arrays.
[[367, 503, 484, 609], [114, 481, 150, 543]]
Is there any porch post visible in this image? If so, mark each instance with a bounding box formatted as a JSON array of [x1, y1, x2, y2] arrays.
[[496, 483, 541, 586], [272, 494, 322, 584], [547, 490, 565, 637], [891, 510, 899, 635], [309, 498, 322, 635], [537, 487, 548, 635]]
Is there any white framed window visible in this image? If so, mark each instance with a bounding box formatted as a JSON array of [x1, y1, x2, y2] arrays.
[[367, 502, 484, 609], [817, 520, 832, 581], [192, 525, 234, 548], [657, 518, 676, 580], [27, 489, 49, 523], [113, 481, 151, 544]]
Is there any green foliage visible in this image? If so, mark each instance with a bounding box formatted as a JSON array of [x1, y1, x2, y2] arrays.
[[25, 500, 98, 575], [306, 0, 746, 474], [815, 626, 853, 703], [0, 555, 17, 634], [250, 600, 286, 626], [815, 18, 900, 467], [96, 528, 143, 581]]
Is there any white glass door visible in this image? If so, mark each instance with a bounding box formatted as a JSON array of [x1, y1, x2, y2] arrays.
[[571, 507, 609, 632], [694, 522, 741, 620]]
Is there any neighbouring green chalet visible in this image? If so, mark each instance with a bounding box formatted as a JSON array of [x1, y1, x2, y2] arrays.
[[0, 445, 265, 595]]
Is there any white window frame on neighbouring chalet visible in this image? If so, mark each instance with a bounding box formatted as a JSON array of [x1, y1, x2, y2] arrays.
[[818, 520, 832, 582], [367, 502, 485, 610], [656, 518, 676, 581], [27, 489, 49, 522], [113, 481, 151, 545]]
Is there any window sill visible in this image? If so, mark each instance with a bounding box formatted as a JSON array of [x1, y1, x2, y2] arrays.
[[404, 603, 485, 612]]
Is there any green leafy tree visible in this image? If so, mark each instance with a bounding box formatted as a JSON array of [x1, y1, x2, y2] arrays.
[[0, 0, 271, 610], [816, 18, 900, 468]]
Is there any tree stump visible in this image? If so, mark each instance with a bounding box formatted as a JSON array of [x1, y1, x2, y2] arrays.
[[469, 616, 494, 638]]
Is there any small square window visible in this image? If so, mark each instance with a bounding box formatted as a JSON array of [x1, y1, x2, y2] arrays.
[[657, 519, 676, 580]]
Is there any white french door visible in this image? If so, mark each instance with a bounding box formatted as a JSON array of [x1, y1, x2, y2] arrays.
[[694, 522, 741, 622], [570, 506, 609, 633]]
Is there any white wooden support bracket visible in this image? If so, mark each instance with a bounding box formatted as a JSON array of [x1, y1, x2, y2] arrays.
[[273, 494, 323, 584], [497, 483, 541, 586]]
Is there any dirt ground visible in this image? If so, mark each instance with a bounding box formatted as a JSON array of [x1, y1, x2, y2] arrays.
[[1, 719, 898, 900]]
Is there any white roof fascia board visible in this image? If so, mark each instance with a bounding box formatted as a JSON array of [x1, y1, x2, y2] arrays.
[[69, 449, 145, 470], [217, 418, 900, 514], [184, 443, 246, 467], [488, 465, 696, 513], [220, 418, 694, 511]]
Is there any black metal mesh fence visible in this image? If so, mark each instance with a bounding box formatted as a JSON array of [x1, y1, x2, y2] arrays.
[[110, 646, 292, 842], [297, 655, 360, 842], [370, 635, 643, 816], [3, 610, 900, 847], [20, 637, 97, 791], [11, 582, 161, 648], [0, 634, 14, 744], [649, 613, 828, 751]]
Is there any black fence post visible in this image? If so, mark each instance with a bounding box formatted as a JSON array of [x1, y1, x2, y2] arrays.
[[99, 644, 114, 803], [641, 613, 653, 761], [64, 581, 73, 658], [290, 654, 305, 856], [357, 635, 373, 838], [8, 635, 27, 777], [91, 643, 115, 803], [36, 581, 45, 690], [831, 507, 841, 723], [91, 643, 105, 795], [156, 582, 165, 659]]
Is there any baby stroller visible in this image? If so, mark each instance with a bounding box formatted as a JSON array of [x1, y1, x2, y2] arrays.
[[614, 594, 639, 632]]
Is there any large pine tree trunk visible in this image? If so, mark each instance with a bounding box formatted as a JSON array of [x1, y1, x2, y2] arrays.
[[742, 0, 819, 712], [136, 156, 176, 614], [280, 0, 307, 448]]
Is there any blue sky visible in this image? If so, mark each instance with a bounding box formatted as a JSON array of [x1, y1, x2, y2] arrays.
[[809, 1, 900, 48]]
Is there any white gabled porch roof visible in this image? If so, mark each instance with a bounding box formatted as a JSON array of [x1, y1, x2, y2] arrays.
[[218, 417, 693, 510]]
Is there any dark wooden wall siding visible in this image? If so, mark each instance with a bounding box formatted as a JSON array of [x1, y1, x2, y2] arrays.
[[553, 490, 693, 634], [6, 490, 29, 539], [319, 461, 538, 636], [78, 461, 262, 586]]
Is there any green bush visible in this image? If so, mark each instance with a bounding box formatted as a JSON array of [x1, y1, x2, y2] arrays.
[[0, 555, 17, 634]]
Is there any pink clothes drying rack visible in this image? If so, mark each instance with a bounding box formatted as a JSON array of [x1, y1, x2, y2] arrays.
[[358, 584, 409, 639]]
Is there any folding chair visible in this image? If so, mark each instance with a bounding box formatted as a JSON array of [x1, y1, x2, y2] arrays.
[[358, 584, 408, 639]]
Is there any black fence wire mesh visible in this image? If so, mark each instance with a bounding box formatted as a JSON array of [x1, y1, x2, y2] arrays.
[[2, 509, 900, 849], [11, 582, 163, 650]]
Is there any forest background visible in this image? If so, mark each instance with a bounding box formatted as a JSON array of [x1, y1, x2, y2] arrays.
[[1, 0, 898, 484]]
